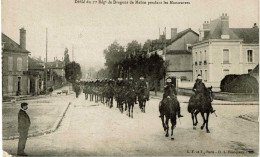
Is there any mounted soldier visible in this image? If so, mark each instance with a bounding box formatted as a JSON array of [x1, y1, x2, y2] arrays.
[[159, 77, 183, 118], [192, 74, 215, 113]]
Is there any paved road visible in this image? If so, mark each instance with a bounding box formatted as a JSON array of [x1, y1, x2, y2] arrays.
[[3, 93, 258, 156]]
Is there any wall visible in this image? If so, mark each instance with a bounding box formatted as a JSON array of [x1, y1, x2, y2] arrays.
[[241, 44, 259, 73], [178, 87, 259, 102], [2, 51, 29, 96], [166, 31, 199, 51]]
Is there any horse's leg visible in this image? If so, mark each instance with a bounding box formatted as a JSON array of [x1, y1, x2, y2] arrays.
[[143, 101, 146, 113], [128, 103, 130, 117], [191, 113, 196, 130], [200, 112, 206, 130], [161, 115, 166, 131], [206, 112, 210, 133], [125, 101, 128, 111], [194, 110, 199, 126], [131, 104, 134, 118], [170, 116, 176, 140], [165, 117, 169, 137]]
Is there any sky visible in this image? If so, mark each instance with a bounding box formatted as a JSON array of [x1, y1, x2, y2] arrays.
[[2, 0, 259, 71]]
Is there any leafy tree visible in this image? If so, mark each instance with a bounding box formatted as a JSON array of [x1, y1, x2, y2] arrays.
[[65, 61, 82, 83], [64, 48, 70, 66]]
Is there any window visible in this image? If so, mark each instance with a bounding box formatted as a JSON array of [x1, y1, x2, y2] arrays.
[[204, 50, 207, 61], [223, 49, 229, 63], [200, 51, 202, 61], [8, 76, 13, 92], [247, 50, 253, 63], [17, 57, 23, 71], [223, 69, 229, 76], [8, 57, 13, 71], [200, 70, 203, 78], [204, 70, 207, 82], [195, 52, 197, 62]]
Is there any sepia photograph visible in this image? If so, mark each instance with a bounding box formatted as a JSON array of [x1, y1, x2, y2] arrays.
[[1, 0, 259, 156]]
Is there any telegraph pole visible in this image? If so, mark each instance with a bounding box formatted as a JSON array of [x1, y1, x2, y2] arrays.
[[45, 28, 48, 94]]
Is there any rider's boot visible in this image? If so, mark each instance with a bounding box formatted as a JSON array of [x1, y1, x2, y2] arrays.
[[210, 107, 216, 113]]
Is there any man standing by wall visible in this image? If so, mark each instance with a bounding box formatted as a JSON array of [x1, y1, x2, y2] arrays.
[[17, 102, 31, 156]]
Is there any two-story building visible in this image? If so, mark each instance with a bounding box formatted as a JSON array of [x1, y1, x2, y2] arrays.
[[192, 13, 259, 83], [2, 28, 30, 96], [165, 28, 199, 81]]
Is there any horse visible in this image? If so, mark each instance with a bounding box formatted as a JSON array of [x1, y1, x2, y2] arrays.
[[126, 89, 136, 118], [138, 88, 147, 113], [159, 96, 178, 140], [187, 86, 214, 133]]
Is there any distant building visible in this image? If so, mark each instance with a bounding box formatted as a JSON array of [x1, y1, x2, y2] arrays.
[[46, 58, 66, 89], [28, 57, 45, 95], [165, 28, 199, 81], [192, 13, 259, 83], [2, 28, 30, 96]]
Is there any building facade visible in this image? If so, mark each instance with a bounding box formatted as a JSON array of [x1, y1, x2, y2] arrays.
[[2, 28, 30, 96], [192, 14, 259, 83], [165, 28, 199, 81]]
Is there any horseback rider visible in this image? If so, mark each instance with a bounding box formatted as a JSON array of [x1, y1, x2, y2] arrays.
[[192, 74, 215, 113], [137, 77, 149, 101], [159, 78, 183, 118]]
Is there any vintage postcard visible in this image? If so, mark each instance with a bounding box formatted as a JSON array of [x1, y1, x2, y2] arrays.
[[1, 0, 259, 156]]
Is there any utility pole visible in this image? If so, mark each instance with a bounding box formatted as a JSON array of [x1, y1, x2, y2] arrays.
[[45, 28, 48, 94]]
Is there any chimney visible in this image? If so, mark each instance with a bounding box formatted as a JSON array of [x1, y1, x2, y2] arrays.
[[20, 28, 26, 49], [203, 21, 210, 39], [171, 28, 177, 39], [221, 13, 230, 39]]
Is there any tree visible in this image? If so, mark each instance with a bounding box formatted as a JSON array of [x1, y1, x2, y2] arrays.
[[104, 41, 125, 79], [65, 61, 82, 83], [64, 48, 70, 66]]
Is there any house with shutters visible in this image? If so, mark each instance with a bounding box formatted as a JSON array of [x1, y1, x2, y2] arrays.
[[2, 28, 30, 96], [192, 13, 259, 83]]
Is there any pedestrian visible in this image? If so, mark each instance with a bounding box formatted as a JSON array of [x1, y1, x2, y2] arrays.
[[17, 102, 31, 156], [49, 86, 54, 96]]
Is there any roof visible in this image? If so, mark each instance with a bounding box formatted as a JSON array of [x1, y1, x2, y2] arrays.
[[204, 18, 240, 40], [150, 28, 198, 51], [167, 28, 199, 46], [46, 60, 64, 69], [231, 28, 259, 44], [2, 33, 30, 53], [166, 50, 191, 55], [28, 57, 44, 70], [202, 17, 259, 44]]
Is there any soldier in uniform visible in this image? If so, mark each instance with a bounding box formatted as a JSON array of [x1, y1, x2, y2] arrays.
[[192, 74, 215, 113], [159, 78, 183, 118]]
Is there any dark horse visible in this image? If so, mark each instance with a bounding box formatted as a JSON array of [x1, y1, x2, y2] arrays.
[[138, 88, 147, 113], [126, 89, 136, 118], [159, 96, 178, 140], [187, 86, 213, 133]]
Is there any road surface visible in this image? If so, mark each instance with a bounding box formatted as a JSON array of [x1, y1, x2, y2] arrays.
[[3, 93, 258, 156]]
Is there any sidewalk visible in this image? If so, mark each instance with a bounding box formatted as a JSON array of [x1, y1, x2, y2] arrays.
[[150, 91, 259, 105], [3, 86, 72, 103]]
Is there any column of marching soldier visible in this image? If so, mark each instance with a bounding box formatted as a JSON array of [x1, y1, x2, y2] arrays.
[[82, 77, 150, 115]]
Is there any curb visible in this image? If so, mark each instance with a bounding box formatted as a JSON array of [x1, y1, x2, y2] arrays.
[[150, 96, 259, 105], [3, 102, 71, 140]]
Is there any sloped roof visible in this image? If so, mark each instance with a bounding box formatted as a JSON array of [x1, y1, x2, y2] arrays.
[[167, 28, 199, 46], [204, 18, 239, 40], [231, 28, 259, 44], [28, 57, 44, 70], [46, 60, 64, 69], [166, 50, 191, 55], [2, 33, 30, 53]]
